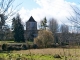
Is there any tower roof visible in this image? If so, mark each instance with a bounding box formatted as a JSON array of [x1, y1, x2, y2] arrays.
[[27, 16, 36, 22]]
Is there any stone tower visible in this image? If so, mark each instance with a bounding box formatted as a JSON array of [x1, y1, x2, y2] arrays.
[[26, 16, 37, 41]]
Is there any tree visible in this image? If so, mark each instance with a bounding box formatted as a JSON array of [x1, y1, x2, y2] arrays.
[[49, 18, 58, 33], [0, 0, 14, 14], [0, 0, 19, 40], [49, 18, 58, 43], [0, 0, 18, 26], [67, 5, 80, 33], [40, 17, 47, 30], [34, 30, 54, 48], [67, 5, 80, 45], [60, 24, 69, 45], [2, 25, 11, 40], [12, 14, 25, 42], [60, 25, 69, 33]]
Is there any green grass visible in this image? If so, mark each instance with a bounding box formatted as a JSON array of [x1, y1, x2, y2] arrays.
[[0, 41, 14, 44], [0, 53, 61, 60], [0, 53, 77, 60], [0, 48, 80, 60], [0, 41, 80, 60], [0, 41, 33, 44], [0, 51, 77, 60]]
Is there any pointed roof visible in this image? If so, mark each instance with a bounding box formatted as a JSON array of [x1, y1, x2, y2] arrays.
[[27, 16, 36, 22]]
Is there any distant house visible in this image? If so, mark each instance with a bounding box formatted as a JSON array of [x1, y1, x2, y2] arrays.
[[26, 16, 38, 41]]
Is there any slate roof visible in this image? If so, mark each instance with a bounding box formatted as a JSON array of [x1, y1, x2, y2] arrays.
[[27, 16, 36, 22]]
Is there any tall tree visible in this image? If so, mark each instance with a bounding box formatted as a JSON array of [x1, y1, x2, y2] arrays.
[[12, 14, 25, 42], [0, 0, 19, 26], [0, 0, 20, 40], [40, 17, 47, 30], [49, 18, 58, 34], [60, 24, 69, 45], [60, 25, 69, 33], [49, 18, 58, 43], [67, 5, 80, 33]]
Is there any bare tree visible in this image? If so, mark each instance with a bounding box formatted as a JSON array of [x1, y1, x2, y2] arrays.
[[60, 24, 69, 45], [49, 18, 58, 43], [0, 0, 14, 13], [49, 18, 58, 34], [66, 5, 80, 48], [60, 25, 69, 33], [0, 0, 21, 24], [0, 0, 20, 40], [67, 5, 80, 33]]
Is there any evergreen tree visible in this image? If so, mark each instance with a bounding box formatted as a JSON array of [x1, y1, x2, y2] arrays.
[[40, 17, 47, 30], [12, 14, 25, 42]]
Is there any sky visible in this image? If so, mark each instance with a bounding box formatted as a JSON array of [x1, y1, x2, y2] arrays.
[[13, 0, 80, 26]]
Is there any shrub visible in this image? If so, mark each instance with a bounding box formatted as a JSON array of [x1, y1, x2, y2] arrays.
[[34, 30, 54, 48], [8, 46, 14, 51], [61, 42, 69, 46], [0, 58, 5, 60], [51, 44, 57, 48], [0, 45, 2, 51], [2, 44, 8, 51], [14, 46, 21, 50], [50, 43, 60, 48], [16, 58, 21, 60], [8, 45, 22, 51], [22, 44, 28, 50], [32, 44, 38, 49], [54, 54, 61, 58], [28, 44, 34, 49], [7, 46, 16, 51], [34, 37, 42, 48]]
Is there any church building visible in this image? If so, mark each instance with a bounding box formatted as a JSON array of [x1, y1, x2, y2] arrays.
[[26, 16, 37, 41]]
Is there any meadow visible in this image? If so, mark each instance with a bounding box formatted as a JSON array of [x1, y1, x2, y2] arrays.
[[0, 48, 80, 60], [0, 41, 80, 60]]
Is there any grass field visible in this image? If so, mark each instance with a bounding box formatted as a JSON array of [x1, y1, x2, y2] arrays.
[[0, 41, 80, 60], [0, 48, 80, 60], [0, 41, 33, 44]]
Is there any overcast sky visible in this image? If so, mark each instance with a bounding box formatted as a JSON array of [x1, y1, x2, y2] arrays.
[[12, 0, 80, 26]]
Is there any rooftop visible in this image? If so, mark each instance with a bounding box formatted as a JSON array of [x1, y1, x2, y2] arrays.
[[27, 16, 36, 22]]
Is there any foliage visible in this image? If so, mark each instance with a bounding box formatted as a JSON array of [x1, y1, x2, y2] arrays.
[[2, 25, 13, 40], [7, 44, 28, 51], [0, 58, 5, 60], [2, 44, 8, 51], [0, 0, 19, 41], [12, 14, 25, 42], [1, 42, 28, 51], [34, 30, 54, 48], [22, 44, 28, 50], [32, 44, 38, 49], [54, 54, 61, 58], [40, 17, 47, 30]]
